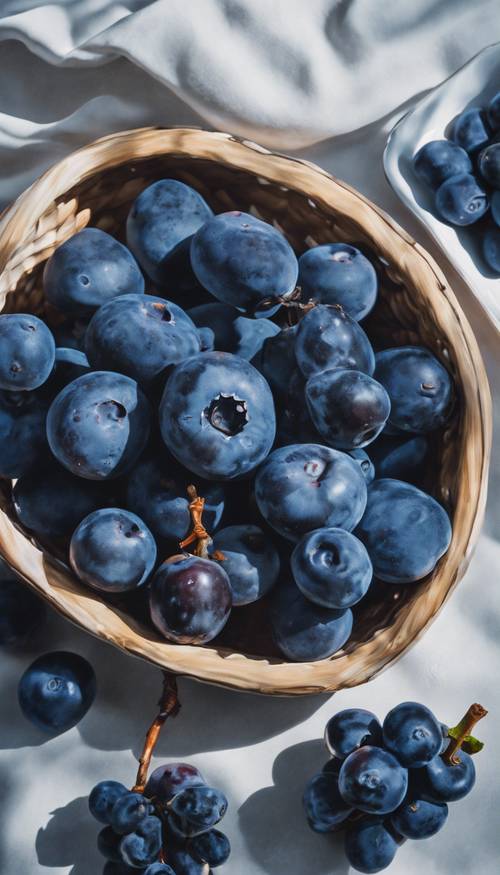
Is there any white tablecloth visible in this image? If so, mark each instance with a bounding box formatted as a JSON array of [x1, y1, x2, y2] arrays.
[[1, 4, 500, 874]]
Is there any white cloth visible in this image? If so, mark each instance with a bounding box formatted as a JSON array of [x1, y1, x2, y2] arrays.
[[1, 4, 500, 874]]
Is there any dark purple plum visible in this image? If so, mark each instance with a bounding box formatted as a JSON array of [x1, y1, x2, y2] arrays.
[[338, 746, 408, 814], [188, 302, 280, 359], [383, 701, 442, 768], [0, 388, 50, 478], [212, 524, 280, 605], [325, 709, 382, 760], [294, 304, 375, 378], [0, 313, 55, 391], [303, 771, 353, 832], [435, 173, 488, 225], [291, 527, 372, 609], [413, 139, 472, 189], [188, 829, 231, 867], [298, 243, 378, 320], [305, 368, 390, 450], [18, 650, 96, 735], [344, 817, 399, 873], [390, 796, 448, 839], [374, 347, 453, 433], [271, 580, 353, 662], [144, 762, 205, 803], [450, 107, 490, 154], [0, 577, 45, 646]]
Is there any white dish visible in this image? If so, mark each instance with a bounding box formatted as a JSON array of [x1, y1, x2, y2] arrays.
[[384, 43, 500, 329]]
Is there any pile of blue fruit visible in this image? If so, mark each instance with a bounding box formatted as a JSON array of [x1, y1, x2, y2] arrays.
[[303, 702, 485, 873], [0, 176, 455, 662], [90, 762, 230, 874], [413, 89, 500, 274]]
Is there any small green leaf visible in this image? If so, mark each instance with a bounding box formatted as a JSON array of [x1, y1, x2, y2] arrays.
[[447, 726, 484, 755]]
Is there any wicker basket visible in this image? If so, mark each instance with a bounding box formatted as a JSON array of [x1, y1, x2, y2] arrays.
[[0, 128, 492, 695]]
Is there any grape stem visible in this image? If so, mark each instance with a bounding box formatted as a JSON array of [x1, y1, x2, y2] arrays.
[[179, 485, 212, 558], [442, 702, 488, 766], [132, 672, 180, 793]]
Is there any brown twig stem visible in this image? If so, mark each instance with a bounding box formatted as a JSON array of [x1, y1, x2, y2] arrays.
[[132, 672, 180, 793], [442, 702, 488, 766], [179, 485, 212, 558]]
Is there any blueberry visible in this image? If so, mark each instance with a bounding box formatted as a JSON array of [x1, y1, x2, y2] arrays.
[[43, 228, 144, 315], [212, 524, 280, 605], [270, 580, 353, 661], [298, 243, 378, 320], [190, 211, 298, 316], [435, 172, 488, 225], [47, 371, 150, 480], [0, 314, 55, 391], [166, 845, 210, 874], [126, 179, 213, 287], [422, 748, 475, 801], [383, 701, 443, 768], [368, 433, 428, 481], [97, 825, 122, 860], [18, 651, 96, 734], [255, 444, 367, 542], [478, 142, 500, 188], [169, 785, 228, 836], [144, 762, 205, 804], [43, 347, 90, 399], [338, 746, 408, 814], [159, 352, 276, 480], [344, 817, 398, 874], [295, 304, 375, 378], [390, 796, 448, 839], [251, 324, 298, 398], [482, 225, 500, 274], [111, 792, 154, 835], [150, 555, 232, 644], [356, 478, 452, 583], [188, 829, 231, 866], [325, 709, 383, 759], [291, 527, 372, 609], [450, 107, 490, 153], [0, 388, 50, 478], [303, 771, 353, 832], [188, 302, 280, 359], [413, 139, 472, 189], [119, 815, 162, 866], [348, 448, 375, 484], [306, 368, 390, 450], [487, 91, 500, 131], [374, 347, 453, 433], [0, 577, 45, 646], [85, 294, 200, 387], [492, 190, 500, 226], [89, 780, 128, 824]]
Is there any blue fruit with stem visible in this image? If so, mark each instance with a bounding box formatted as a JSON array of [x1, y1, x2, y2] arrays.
[[435, 173, 488, 225], [0, 388, 50, 478], [295, 304, 375, 378], [0, 577, 45, 646], [450, 107, 490, 154], [212, 524, 280, 605], [413, 139, 472, 189], [0, 313, 55, 391], [374, 347, 453, 433], [344, 817, 399, 873], [382, 701, 443, 768], [270, 580, 353, 662], [338, 745, 408, 814], [305, 368, 390, 450], [423, 748, 475, 801], [291, 527, 372, 609], [188, 302, 280, 359], [325, 709, 382, 759], [390, 796, 448, 839], [18, 651, 96, 735], [298, 243, 378, 320], [302, 771, 353, 832]]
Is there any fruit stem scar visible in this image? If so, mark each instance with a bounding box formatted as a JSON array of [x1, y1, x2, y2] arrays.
[[178, 484, 213, 558], [442, 702, 488, 766], [132, 671, 180, 794]]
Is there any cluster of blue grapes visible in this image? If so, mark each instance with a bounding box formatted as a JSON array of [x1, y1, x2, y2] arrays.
[[90, 763, 230, 874], [303, 702, 483, 873], [413, 89, 500, 273]]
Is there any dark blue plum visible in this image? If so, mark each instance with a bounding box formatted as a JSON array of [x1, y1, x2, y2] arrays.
[[325, 709, 382, 759], [306, 369, 390, 450], [251, 324, 297, 399], [188, 829, 231, 867], [43, 347, 90, 399], [13, 459, 108, 541], [356, 478, 452, 583], [0, 388, 49, 478], [492, 190, 500, 226], [144, 865, 176, 875], [43, 228, 144, 315], [295, 304, 375, 378], [85, 294, 200, 387], [89, 780, 128, 824], [169, 785, 228, 835], [144, 762, 205, 803], [368, 434, 428, 480], [435, 173, 488, 225], [302, 771, 353, 832], [422, 748, 475, 801], [0, 314, 55, 391], [111, 792, 154, 835], [487, 91, 500, 131], [390, 796, 448, 839], [150, 555, 232, 644], [338, 746, 408, 814], [0, 577, 45, 646], [126, 454, 225, 543], [47, 371, 150, 480], [212, 524, 280, 605], [188, 302, 280, 359], [298, 243, 378, 320], [375, 347, 453, 433], [291, 527, 372, 609], [190, 211, 298, 316], [413, 139, 472, 189], [344, 817, 398, 874], [119, 815, 162, 867], [97, 826, 122, 861], [482, 225, 500, 274], [255, 444, 367, 542], [383, 702, 442, 768], [271, 580, 353, 662], [166, 845, 209, 875], [159, 352, 276, 480], [450, 107, 490, 153], [70, 508, 157, 594], [478, 142, 500, 188], [348, 449, 375, 484], [18, 650, 96, 735]]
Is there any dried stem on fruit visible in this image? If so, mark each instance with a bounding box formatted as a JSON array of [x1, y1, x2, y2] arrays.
[[442, 702, 488, 766], [179, 484, 212, 558], [132, 672, 180, 793]]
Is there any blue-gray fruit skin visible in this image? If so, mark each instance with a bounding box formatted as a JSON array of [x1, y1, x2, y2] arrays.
[[325, 709, 382, 760], [348, 449, 375, 484], [306, 368, 390, 450], [487, 91, 500, 131], [356, 478, 452, 583], [0, 314, 55, 391], [43, 228, 145, 315], [344, 817, 398, 874], [298, 243, 378, 321], [212, 524, 280, 605], [270, 580, 353, 662], [374, 347, 453, 434], [145, 763, 205, 804], [126, 179, 213, 286], [0, 577, 45, 646], [144, 864, 176, 875], [111, 792, 154, 835], [43, 347, 90, 400], [188, 828, 231, 866], [126, 454, 225, 543], [70, 508, 157, 594], [47, 370, 150, 480], [422, 748, 475, 802], [169, 785, 228, 836], [18, 651, 96, 735], [0, 389, 49, 478], [382, 702, 443, 768], [119, 816, 162, 867], [255, 443, 367, 542], [390, 796, 448, 839], [251, 324, 298, 399], [435, 173, 488, 225], [295, 304, 375, 378], [159, 352, 276, 480], [291, 528, 372, 610], [188, 302, 280, 360], [303, 772, 353, 832], [166, 845, 209, 874], [482, 225, 500, 274], [190, 211, 298, 316], [478, 142, 500, 188], [413, 139, 472, 189], [339, 746, 408, 815], [85, 294, 200, 387], [450, 107, 490, 154], [89, 780, 128, 825], [368, 433, 428, 481]]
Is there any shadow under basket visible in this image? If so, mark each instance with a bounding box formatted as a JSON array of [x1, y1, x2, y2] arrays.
[[0, 127, 492, 695]]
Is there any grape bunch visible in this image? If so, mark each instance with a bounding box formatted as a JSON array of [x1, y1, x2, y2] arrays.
[[303, 701, 486, 873], [89, 762, 230, 874]]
